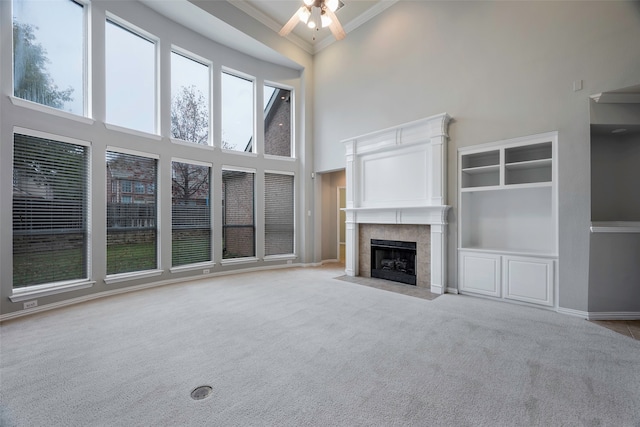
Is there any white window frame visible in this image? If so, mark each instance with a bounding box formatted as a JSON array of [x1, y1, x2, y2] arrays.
[[9, 126, 95, 302], [104, 13, 160, 136]]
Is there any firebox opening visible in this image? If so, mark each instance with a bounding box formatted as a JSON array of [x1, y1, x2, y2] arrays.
[[370, 239, 417, 286]]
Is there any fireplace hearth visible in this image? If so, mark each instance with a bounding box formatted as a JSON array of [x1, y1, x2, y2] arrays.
[[371, 239, 417, 286]]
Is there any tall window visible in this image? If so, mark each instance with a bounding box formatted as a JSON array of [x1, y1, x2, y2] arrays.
[[265, 173, 294, 256], [221, 72, 254, 152], [172, 161, 211, 266], [13, 132, 88, 288], [171, 50, 210, 145], [222, 169, 255, 259], [106, 151, 157, 275], [264, 86, 292, 157], [105, 19, 156, 134], [13, 0, 85, 115]]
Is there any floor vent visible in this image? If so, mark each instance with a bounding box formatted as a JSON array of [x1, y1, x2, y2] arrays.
[[191, 385, 213, 400]]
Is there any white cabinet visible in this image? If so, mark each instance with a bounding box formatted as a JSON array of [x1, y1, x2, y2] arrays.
[[458, 132, 558, 308], [459, 252, 501, 297], [503, 256, 554, 306]]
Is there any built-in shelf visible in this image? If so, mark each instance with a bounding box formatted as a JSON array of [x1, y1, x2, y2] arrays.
[[458, 132, 558, 308]]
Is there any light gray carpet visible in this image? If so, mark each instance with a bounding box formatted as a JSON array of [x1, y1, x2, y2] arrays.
[[1, 264, 639, 426]]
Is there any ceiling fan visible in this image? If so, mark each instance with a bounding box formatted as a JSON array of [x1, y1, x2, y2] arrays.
[[279, 0, 346, 41]]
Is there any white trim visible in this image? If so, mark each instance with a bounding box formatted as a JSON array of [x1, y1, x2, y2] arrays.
[[104, 123, 162, 141], [263, 254, 297, 262], [590, 92, 640, 104], [106, 145, 160, 159], [221, 148, 258, 157], [227, 0, 314, 54], [557, 307, 589, 319], [446, 287, 459, 294], [264, 154, 296, 162], [222, 165, 256, 174], [170, 45, 213, 68], [172, 157, 213, 168], [220, 257, 259, 266], [265, 169, 295, 176], [104, 269, 163, 285], [587, 312, 640, 320], [314, 0, 400, 53], [10, 97, 95, 125], [590, 221, 640, 233], [105, 11, 159, 44], [9, 281, 95, 302], [13, 126, 92, 147], [169, 262, 215, 274], [170, 138, 215, 150]]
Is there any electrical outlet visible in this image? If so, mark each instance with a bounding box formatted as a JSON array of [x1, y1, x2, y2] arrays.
[[23, 300, 38, 309], [203, 269, 210, 274]]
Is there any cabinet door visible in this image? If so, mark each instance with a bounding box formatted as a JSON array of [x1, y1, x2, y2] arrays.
[[459, 252, 501, 297], [503, 256, 554, 306]]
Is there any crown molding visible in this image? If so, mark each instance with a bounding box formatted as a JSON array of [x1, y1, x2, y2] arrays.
[[228, 0, 314, 54], [314, 0, 399, 53], [229, 0, 400, 55]]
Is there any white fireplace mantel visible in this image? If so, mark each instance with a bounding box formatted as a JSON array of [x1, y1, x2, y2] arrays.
[[342, 113, 451, 294]]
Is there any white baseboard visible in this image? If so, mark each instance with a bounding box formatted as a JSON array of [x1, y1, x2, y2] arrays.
[[446, 287, 459, 294], [556, 307, 640, 320], [587, 311, 640, 320], [556, 307, 590, 319]]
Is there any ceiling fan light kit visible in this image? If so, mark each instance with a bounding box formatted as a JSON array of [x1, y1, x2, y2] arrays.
[[279, 0, 346, 41]]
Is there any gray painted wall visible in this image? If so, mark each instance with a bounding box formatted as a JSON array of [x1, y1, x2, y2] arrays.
[[312, 1, 640, 312]]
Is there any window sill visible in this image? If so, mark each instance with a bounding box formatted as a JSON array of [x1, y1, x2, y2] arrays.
[[264, 154, 296, 162], [220, 257, 259, 266], [9, 280, 95, 302], [170, 262, 215, 274], [9, 96, 94, 125], [264, 254, 296, 262], [104, 123, 162, 141], [221, 148, 258, 158], [104, 269, 163, 285]]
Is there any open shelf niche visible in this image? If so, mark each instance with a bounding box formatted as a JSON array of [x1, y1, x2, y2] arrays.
[[458, 132, 558, 308]]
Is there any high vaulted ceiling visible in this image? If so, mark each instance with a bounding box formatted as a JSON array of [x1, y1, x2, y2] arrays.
[[142, 0, 398, 58], [231, 0, 397, 52]]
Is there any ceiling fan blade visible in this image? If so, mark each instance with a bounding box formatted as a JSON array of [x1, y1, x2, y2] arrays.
[[279, 6, 305, 37], [324, 7, 346, 40]]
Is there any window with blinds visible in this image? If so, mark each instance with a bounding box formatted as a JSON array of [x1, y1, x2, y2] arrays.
[[12, 132, 89, 288], [106, 150, 157, 275], [222, 169, 255, 259], [265, 173, 294, 256], [172, 161, 211, 267]]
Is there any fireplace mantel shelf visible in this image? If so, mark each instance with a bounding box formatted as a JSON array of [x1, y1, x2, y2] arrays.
[[343, 205, 451, 225]]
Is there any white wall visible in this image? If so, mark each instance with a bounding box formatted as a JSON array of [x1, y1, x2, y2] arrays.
[[312, 1, 640, 312]]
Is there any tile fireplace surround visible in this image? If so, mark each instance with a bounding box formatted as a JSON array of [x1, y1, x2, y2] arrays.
[[342, 113, 451, 294]]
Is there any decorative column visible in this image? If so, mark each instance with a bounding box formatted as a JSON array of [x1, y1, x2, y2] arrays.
[[344, 139, 358, 277]]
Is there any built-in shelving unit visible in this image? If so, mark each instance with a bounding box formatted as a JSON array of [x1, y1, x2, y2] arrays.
[[458, 132, 558, 308]]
